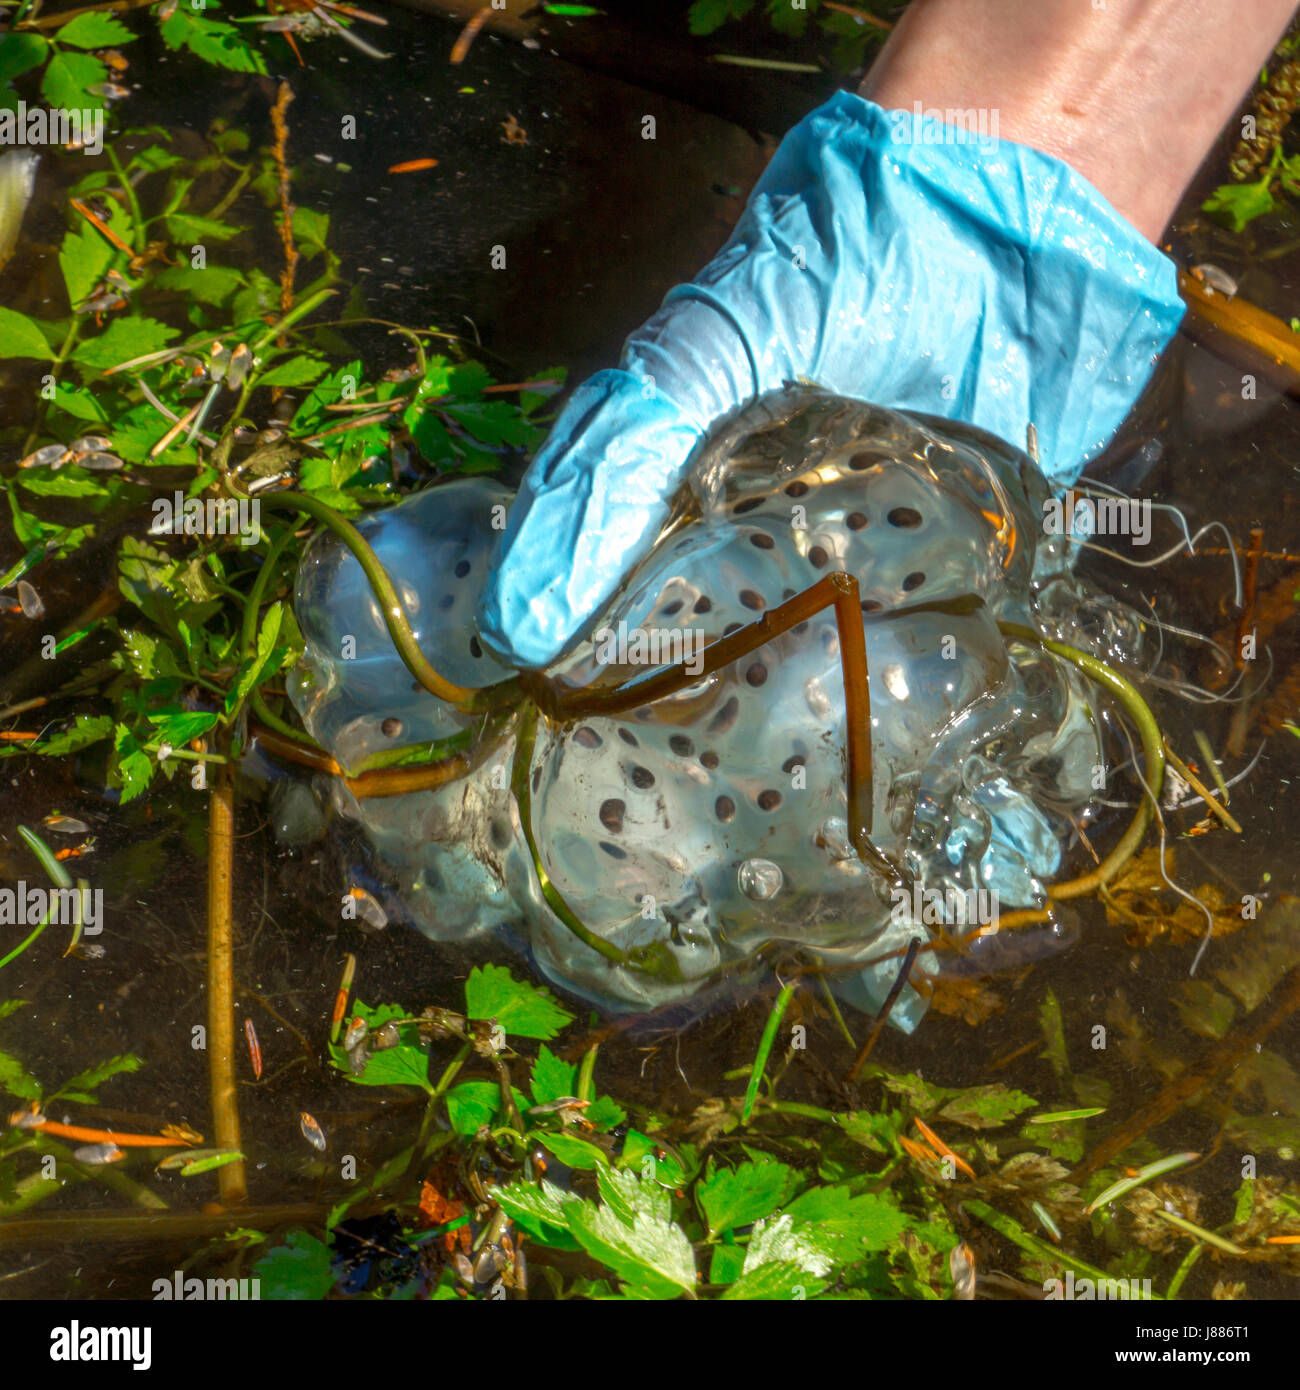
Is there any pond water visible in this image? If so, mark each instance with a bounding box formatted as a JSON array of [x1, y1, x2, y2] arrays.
[[1, 1, 1299, 1301]]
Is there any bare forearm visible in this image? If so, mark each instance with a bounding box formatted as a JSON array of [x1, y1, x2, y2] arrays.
[[861, 0, 1297, 240]]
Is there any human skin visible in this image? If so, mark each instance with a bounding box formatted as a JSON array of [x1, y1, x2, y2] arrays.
[[860, 0, 1299, 242]]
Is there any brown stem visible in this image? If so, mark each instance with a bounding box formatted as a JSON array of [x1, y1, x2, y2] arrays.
[[0, 1204, 328, 1248], [530, 572, 897, 881], [207, 758, 247, 1204], [1069, 963, 1300, 1185]]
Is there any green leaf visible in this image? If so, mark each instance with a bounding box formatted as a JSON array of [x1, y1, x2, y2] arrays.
[[938, 1084, 1038, 1130], [442, 399, 531, 448], [110, 725, 153, 804], [152, 264, 246, 307], [742, 1213, 834, 1279], [257, 355, 329, 388], [41, 50, 107, 112], [119, 628, 180, 682], [0, 1050, 42, 1102], [0, 33, 50, 84], [687, 0, 753, 35], [698, 1156, 797, 1237], [537, 1131, 609, 1170], [19, 471, 109, 498], [1203, 180, 1276, 232], [0, 1000, 29, 1021], [0, 306, 54, 360], [530, 1044, 577, 1106], [73, 317, 179, 371], [781, 1186, 911, 1252], [59, 208, 128, 309], [445, 1079, 503, 1135], [56, 13, 137, 47], [147, 710, 218, 746], [159, 9, 266, 74], [163, 211, 244, 244], [226, 601, 287, 715], [50, 1053, 142, 1103], [464, 963, 573, 1041], [326, 1000, 431, 1090], [291, 207, 329, 259], [253, 1230, 333, 1300], [567, 1177, 696, 1298], [495, 1179, 582, 1250], [584, 1094, 627, 1132], [720, 1259, 816, 1300], [35, 714, 113, 756], [50, 383, 108, 423]]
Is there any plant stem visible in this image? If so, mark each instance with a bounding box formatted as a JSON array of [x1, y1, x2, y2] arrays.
[[207, 755, 246, 1204], [106, 143, 145, 254], [741, 980, 795, 1123]]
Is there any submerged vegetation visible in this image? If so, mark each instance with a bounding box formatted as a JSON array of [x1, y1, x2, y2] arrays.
[[0, 0, 1297, 1302]]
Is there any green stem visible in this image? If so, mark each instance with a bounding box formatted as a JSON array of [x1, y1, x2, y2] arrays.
[[741, 981, 796, 1124], [106, 144, 145, 255], [254, 490, 519, 714], [512, 706, 627, 966], [21, 319, 80, 456], [998, 623, 1165, 897]]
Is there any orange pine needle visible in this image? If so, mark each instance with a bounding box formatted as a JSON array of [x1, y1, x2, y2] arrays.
[[0, 731, 38, 741], [1266, 1234, 1300, 1244], [450, 5, 492, 64], [914, 1117, 976, 1178], [899, 1135, 943, 1166], [70, 198, 133, 255], [388, 158, 439, 174], [27, 1119, 190, 1148]]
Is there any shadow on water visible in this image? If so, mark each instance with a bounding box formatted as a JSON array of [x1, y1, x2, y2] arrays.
[[1, 1, 1299, 1300]]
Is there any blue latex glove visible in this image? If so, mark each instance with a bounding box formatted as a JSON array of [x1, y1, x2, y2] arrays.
[[478, 90, 1184, 669]]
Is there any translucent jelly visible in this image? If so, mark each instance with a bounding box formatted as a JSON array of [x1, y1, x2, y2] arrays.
[[290, 392, 1134, 1028]]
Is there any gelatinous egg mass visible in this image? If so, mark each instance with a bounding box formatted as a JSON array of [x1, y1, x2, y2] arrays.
[[290, 392, 1137, 1029]]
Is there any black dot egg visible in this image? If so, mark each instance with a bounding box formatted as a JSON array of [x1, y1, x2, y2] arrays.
[[629, 765, 656, 790], [888, 506, 923, 529], [739, 589, 765, 612], [599, 798, 626, 834], [902, 571, 926, 592], [757, 789, 782, 811], [381, 717, 403, 738], [715, 795, 735, 822], [454, 559, 471, 577], [733, 495, 764, 515], [669, 734, 694, 757]]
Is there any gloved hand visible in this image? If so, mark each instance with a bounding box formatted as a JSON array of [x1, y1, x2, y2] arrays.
[[478, 90, 1184, 669]]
